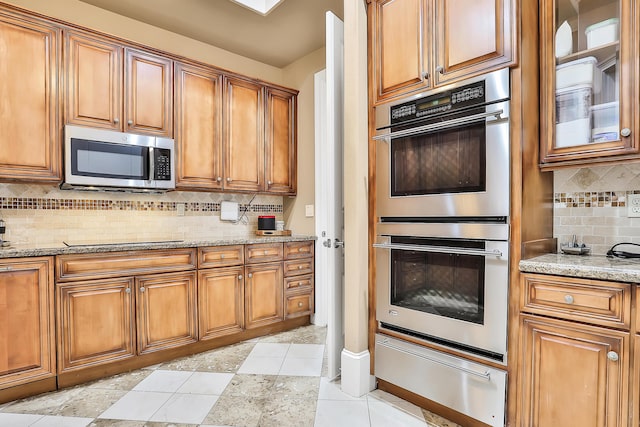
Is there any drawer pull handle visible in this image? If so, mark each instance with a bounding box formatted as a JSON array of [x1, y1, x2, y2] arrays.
[[298, 302, 303, 307], [564, 295, 574, 304], [607, 351, 619, 362]]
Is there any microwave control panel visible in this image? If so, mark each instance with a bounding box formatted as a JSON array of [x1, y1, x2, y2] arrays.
[[154, 148, 172, 180], [390, 80, 486, 125]]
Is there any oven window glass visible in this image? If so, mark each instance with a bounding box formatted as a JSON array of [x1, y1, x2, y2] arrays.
[[390, 237, 485, 324], [71, 138, 149, 180], [390, 123, 486, 196]]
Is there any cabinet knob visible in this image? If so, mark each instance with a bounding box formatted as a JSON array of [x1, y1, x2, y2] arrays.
[[267, 180, 272, 185], [564, 295, 574, 304], [435, 66, 444, 74], [114, 118, 120, 124], [220, 254, 225, 259], [238, 275, 243, 280], [127, 119, 133, 125], [217, 176, 222, 182], [298, 247, 303, 252], [621, 128, 631, 137], [125, 287, 131, 294], [140, 286, 145, 293], [248, 273, 253, 278], [298, 302, 303, 307], [607, 351, 619, 362], [263, 250, 268, 255], [298, 265, 303, 270], [422, 71, 430, 80], [227, 177, 232, 182]]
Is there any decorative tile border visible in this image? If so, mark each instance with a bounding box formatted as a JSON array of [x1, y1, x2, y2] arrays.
[[554, 191, 640, 208], [0, 197, 283, 213]]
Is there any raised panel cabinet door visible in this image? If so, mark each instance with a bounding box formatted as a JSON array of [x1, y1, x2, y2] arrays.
[[223, 76, 264, 192], [371, 0, 431, 103], [519, 315, 629, 427], [265, 87, 297, 194], [433, 0, 516, 85], [125, 48, 173, 137], [57, 278, 135, 372], [0, 258, 54, 389], [245, 262, 283, 329], [136, 271, 197, 354], [198, 266, 244, 340], [174, 62, 223, 190], [65, 31, 122, 130], [0, 11, 61, 181]]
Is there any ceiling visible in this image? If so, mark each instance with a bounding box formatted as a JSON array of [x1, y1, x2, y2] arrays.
[[79, 0, 344, 68]]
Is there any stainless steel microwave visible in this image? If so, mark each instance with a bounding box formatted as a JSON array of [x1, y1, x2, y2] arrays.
[[62, 125, 175, 192]]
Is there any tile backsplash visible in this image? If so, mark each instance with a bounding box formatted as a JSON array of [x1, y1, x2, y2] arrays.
[[554, 163, 640, 255], [0, 184, 284, 245]]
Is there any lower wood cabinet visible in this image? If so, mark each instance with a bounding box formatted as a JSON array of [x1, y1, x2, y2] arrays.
[[519, 315, 629, 427], [0, 257, 55, 390], [245, 261, 284, 329], [198, 266, 245, 340]]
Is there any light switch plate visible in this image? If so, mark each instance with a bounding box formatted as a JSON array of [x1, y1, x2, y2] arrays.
[[305, 204, 314, 217], [176, 203, 185, 216], [628, 194, 640, 217]]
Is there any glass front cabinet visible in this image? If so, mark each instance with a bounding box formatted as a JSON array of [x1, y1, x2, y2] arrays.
[[540, 0, 639, 166]]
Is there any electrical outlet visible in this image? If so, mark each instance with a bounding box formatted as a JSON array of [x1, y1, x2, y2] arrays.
[[176, 203, 185, 216], [628, 194, 640, 217]]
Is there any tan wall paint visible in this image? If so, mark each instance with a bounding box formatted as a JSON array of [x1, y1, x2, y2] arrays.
[[282, 47, 326, 235]]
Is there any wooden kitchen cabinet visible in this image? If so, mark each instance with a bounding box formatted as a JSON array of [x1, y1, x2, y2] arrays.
[[198, 266, 245, 340], [369, 0, 516, 104], [539, 0, 639, 166], [223, 76, 264, 193], [0, 258, 55, 390], [265, 86, 297, 194], [64, 30, 173, 137], [245, 261, 284, 329], [57, 277, 136, 372], [283, 241, 314, 319], [174, 62, 223, 190], [136, 271, 198, 354], [0, 9, 61, 182]]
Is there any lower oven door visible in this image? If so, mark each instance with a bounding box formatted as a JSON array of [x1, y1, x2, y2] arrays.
[[374, 234, 509, 362]]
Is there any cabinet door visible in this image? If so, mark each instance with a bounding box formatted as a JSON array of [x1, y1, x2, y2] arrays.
[[245, 262, 283, 329], [57, 278, 135, 372], [65, 31, 122, 130], [125, 48, 173, 137], [174, 62, 223, 190], [519, 315, 629, 427], [540, 0, 637, 166], [223, 76, 264, 192], [265, 87, 297, 194], [371, 0, 430, 103], [136, 271, 197, 354], [0, 11, 61, 181], [433, 0, 516, 85], [0, 258, 55, 388], [198, 266, 244, 340]]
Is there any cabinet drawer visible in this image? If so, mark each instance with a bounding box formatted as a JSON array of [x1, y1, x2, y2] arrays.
[[199, 245, 244, 268], [284, 274, 313, 292], [56, 248, 197, 282], [284, 259, 314, 277], [521, 273, 631, 329], [245, 243, 283, 264], [285, 290, 313, 319], [284, 241, 314, 259]]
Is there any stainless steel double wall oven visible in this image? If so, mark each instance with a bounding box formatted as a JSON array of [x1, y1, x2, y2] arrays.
[[373, 68, 510, 427]]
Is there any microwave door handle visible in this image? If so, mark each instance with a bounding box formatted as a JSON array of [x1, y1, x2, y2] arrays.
[[372, 242, 503, 258], [148, 147, 154, 181], [373, 109, 504, 142]]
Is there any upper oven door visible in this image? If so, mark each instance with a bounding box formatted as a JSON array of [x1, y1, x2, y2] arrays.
[[374, 69, 510, 218]]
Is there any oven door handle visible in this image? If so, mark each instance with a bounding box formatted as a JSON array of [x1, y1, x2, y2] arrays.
[[377, 338, 492, 381], [372, 242, 503, 258], [373, 109, 504, 142]]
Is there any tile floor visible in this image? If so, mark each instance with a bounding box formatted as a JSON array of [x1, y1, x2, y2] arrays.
[[0, 325, 460, 427]]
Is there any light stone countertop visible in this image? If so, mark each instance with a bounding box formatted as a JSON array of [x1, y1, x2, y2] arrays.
[[0, 235, 316, 259], [519, 253, 640, 283]]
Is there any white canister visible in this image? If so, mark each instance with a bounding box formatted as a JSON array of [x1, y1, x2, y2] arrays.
[[276, 220, 285, 231]]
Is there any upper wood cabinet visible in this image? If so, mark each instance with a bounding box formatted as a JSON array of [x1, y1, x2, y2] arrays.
[[174, 62, 223, 191], [265, 87, 297, 195], [65, 30, 173, 137], [370, 0, 516, 105], [223, 76, 264, 193], [0, 10, 61, 182], [0, 258, 55, 390], [539, 0, 638, 167]]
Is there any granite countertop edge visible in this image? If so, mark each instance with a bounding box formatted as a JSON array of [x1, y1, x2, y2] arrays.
[[0, 235, 317, 259], [519, 253, 640, 283]]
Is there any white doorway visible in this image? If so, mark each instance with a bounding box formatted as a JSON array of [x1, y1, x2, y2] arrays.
[[314, 11, 344, 381]]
